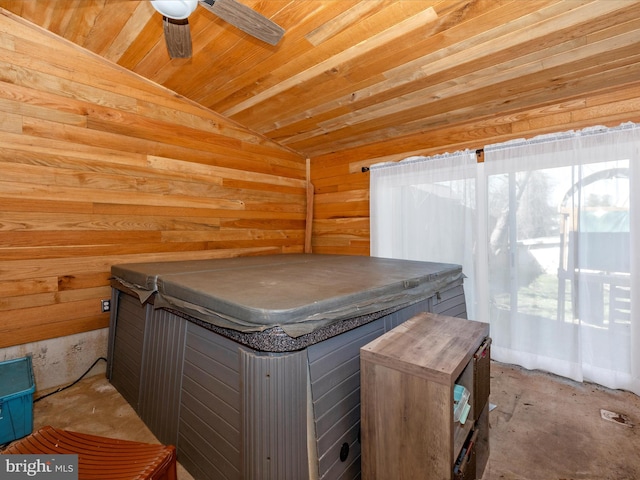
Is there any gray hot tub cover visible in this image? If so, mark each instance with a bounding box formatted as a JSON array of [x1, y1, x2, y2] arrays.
[[112, 254, 463, 337]]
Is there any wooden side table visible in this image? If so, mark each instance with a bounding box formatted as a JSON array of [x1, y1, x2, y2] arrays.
[[361, 312, 490, 480]]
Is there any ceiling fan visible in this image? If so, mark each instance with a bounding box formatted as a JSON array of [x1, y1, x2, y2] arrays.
[[150, 0, 284, 58]]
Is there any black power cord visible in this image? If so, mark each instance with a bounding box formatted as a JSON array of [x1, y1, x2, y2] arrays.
[[34, 356, 108, 403]]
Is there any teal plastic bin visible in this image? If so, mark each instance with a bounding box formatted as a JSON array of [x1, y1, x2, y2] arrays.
[[0, 356, 35, 444]]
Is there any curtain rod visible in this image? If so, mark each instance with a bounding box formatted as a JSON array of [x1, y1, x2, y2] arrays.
[[361, 148, 484, 173], [360, 122, 639, 172]]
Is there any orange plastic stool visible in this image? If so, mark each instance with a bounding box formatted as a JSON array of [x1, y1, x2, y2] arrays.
[[1, 425, 177, 480]]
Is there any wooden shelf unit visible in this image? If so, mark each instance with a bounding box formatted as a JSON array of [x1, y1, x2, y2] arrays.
[[360, 312, 490, 480]]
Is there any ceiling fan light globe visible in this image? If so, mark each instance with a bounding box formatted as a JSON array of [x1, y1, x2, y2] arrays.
[[150, 0, 198, 20]]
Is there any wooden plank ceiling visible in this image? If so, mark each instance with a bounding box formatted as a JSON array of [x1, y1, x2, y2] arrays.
[[1, 0, 640, 158]]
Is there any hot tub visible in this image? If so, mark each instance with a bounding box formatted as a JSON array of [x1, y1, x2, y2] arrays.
[[107, 254, 466, 480]]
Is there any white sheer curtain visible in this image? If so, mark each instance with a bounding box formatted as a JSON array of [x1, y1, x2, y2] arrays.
[[370, 150, 480, 320], [370, 123, 639, 395], [484, 124, 639, 394]]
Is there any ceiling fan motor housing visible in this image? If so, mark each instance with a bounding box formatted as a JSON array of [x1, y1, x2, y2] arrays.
[[150, 0, 198, 20]]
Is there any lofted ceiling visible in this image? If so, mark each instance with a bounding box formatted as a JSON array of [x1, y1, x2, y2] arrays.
[[1, 0, 640, 158]]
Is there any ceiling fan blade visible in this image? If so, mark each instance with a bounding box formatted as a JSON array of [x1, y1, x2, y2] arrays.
[[198, 0, 284, 45], [163, 17, 193, 58]]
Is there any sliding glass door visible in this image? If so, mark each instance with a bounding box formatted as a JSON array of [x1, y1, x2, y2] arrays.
[[486, 158, 630, 384], [371, 124, 639, 394]]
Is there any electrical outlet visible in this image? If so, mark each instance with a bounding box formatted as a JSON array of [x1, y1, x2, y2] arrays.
[[101, 299, 111, 313]]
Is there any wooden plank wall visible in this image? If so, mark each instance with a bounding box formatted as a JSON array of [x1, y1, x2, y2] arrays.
[[0, 13, 307, 349], [310, 82, 640, 256]]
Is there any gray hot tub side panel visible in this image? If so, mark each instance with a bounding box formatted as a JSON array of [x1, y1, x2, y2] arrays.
[[178, 322, 243, 480], [138, 307, 187, 447], [153, 256, 463, 336], [108, 290, 188, 447], [177, 321, 309, 480], [108, 292, 147, 411], [307, 296, 437, 480]]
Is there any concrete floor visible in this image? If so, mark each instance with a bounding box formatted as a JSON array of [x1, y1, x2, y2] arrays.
[[483, 363, 640, 480], [10, 361, 640, 480]]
